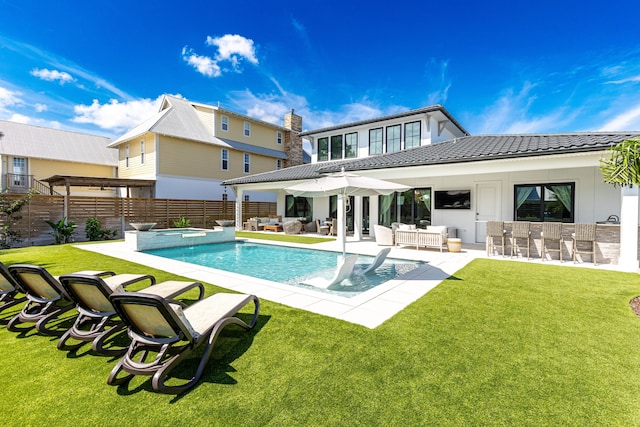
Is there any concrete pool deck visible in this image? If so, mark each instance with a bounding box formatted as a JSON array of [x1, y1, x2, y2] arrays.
[[78, 235, 627, 329]]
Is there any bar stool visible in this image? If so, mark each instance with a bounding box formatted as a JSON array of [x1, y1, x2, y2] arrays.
[[541, 222, 563, 262], [572, 223, 597, 265], [486, 221, 506, 257], [511, 221, 531, 259]]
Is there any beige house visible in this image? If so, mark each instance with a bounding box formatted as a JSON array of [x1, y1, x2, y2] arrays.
[[0, 120, 117, 196], [109, 95, 304, 201]]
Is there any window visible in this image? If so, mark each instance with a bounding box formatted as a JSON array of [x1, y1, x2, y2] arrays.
[[345, 132, 357, 158], [405, 121, 421, 149], [514, 183, 575, 222], [140, 140, 145, 164], [285, 195, 313, 218], [243, 153, 250, 173], [318, 137, 329, 161], [221, 149, 229, 171], [331, 135, 343, 160], [277, 131, 283, 144], [125, 145, 130, 168], [243, 121, 251, 137], [12, 157, 26, 186], [276, 159, 282, 170], [378, 188, 432, 228], [369, 128, 383, 155], [386, 125, 401, 153], [221, 115, 229, 132]]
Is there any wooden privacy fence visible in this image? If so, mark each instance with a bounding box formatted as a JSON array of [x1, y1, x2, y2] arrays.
[[0, 195, 276, 247]]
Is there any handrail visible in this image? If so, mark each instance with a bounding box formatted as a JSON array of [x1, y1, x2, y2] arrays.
[[2, 173, 62, 196]]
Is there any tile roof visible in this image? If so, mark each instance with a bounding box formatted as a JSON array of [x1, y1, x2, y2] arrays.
[[0, 120, 116, 166], [222, 132, 640, 186]]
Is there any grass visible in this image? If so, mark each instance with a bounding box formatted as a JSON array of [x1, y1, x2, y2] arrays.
[[1, 243, 640, 425], [236, 230, 334, 243]]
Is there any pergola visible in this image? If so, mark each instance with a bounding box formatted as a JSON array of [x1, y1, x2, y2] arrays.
[[41, 175, 156, 197]]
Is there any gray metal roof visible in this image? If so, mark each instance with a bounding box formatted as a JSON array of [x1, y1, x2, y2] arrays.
[[110, 95, 288, 159], [0, 120, 116, 166], [299, 105, 469, 137], [222, 132, 640, 186]]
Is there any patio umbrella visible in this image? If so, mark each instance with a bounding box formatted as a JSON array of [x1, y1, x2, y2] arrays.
[[285, 168, 411, 256]]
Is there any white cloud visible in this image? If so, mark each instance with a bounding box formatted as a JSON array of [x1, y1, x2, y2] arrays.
[[206, 34, 258, 65], [598, 104, 640, 131], [72, 96, 162, 131], [181, 47, 221, 77], [35, 103, 48, 112], [30, 68, 75, 84], [182, 34, 258, 77], [0, 86, 22, 109], [8, 113, 30, 124]]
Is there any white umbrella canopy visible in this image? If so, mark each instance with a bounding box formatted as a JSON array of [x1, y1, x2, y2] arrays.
[[285, 169, 411, 256]]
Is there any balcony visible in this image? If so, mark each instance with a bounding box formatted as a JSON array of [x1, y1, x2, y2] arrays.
[[2, 173, 57, 195]]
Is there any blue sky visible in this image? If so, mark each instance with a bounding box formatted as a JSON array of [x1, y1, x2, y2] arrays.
[[1, 0, 640, 144]]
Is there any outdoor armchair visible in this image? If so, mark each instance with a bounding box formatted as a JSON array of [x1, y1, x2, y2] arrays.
[[108, 291, 260, 394]]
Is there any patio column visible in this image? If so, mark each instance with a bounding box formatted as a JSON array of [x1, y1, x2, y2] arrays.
[[353, 196, 362, 241], [233, 187, 243, 231], [619, 185, 639, 272], [369, 197, 380, 238], [337, 194, 345, 248]]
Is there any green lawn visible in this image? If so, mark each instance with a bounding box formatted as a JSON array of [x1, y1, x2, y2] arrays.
[[1, 243, 640, 426]]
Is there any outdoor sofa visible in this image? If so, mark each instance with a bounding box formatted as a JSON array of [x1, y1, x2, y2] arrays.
[[395, 225, 449, 252]]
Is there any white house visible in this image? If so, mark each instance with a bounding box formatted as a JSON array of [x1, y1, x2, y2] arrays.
[[223, 105, 640, 270]]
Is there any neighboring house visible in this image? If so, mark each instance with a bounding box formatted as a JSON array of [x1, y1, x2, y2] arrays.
[[109, 95, 304, 201], [0, 120, 117, 196], [223, 106, 640, 269]]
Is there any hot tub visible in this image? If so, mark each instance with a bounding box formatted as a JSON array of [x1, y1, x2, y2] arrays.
[[125, 227, 235, 251]]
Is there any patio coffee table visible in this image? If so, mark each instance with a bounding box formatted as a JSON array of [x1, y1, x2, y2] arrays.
[[263, 224, 283, 232]]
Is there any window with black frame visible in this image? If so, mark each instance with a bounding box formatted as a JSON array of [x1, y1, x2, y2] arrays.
[[514, 183, 574, 222], [285, 195, 313, 219], [318, 137, 329, 161], [378, 188, 431, 227]]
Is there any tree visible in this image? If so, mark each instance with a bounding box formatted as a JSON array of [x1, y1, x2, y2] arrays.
[[0, 188, 37, 248], [600, 137, 640, 187], [600, 137, 640, 271]]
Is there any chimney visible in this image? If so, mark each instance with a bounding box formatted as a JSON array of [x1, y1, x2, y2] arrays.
[[283, 108, 303, 167]]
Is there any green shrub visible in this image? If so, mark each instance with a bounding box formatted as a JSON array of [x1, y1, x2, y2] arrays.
[[85, 217, 118, 241], [173, 216, 191, 227], [45, 217, 76, 244]]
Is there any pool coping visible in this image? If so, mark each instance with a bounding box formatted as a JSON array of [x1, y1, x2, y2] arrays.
[[77, 238, 484, 329]]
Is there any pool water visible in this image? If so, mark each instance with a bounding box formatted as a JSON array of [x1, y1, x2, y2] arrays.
[[144, 241, 423, 298]]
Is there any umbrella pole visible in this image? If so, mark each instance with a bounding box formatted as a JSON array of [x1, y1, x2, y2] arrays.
[[338, 194, 346, 258]]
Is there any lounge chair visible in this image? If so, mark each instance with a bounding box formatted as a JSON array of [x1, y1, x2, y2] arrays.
[[0, 262, 26, 316], [57, 273, 205, 355], [354, 248, 391, 275], [302, 255, 358, 289], [7, 264, 116, 336], [107, 291, 260, 394]]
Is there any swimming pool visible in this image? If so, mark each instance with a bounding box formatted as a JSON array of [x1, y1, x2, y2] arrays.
[[144, 241, 423, 298]]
